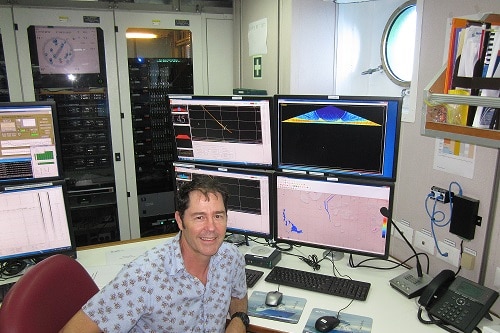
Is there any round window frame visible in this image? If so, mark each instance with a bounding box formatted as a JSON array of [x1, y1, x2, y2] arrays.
[[380, 1, 416, 87]]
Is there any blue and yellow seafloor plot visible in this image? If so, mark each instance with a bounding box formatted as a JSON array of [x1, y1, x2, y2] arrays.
[[284, 105, 380, 126]]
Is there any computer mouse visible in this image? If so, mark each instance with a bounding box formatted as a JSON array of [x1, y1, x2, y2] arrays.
[[315, 315, 340, 332], [265, 290, 283, 307]]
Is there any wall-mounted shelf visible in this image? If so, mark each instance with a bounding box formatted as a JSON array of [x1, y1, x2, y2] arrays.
[[421, 13, 500, 149], [422, 67, 500, 149]]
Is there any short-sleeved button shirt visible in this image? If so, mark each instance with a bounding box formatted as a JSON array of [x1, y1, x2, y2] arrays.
[[83, 232, 247, 333]]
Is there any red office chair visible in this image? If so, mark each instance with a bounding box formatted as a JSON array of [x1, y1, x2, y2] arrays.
[[0, 254, 99, 333]]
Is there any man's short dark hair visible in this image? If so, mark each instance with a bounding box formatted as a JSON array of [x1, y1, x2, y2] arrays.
[[176, 175, 229, 218]]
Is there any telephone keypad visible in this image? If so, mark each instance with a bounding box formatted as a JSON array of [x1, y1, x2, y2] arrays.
[[434, 296, 471, 326]]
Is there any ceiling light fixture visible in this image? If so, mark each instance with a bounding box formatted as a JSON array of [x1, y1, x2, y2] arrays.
[[126, 32, 158, 39]]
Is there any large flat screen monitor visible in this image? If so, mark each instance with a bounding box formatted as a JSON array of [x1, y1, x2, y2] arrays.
[[170, 95, 275, 168], [173, 162, 274, 240], [28, 25, 107, 88], [0, 101, 63, 184], [0, 180, 76, 263], [274, 173, 393, 259], [276, 95, 402, 181]]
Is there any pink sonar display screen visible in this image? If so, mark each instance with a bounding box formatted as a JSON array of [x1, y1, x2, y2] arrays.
[[275, 174, 393, 259]]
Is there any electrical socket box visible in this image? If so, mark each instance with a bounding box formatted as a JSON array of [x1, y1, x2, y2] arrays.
[[494, 267, 500, 289], [393, 220, 414, 242], [430, 186, 452, 203], [461, 252, 476, 270], [413, 230, 435, 255], [437, 241, 461, 267]]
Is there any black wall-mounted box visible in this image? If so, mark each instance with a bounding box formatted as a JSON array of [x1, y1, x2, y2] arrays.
[[449, 195, 480, 240]]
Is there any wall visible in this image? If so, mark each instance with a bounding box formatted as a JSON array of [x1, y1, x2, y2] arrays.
[[486, 171, 500, 315], [335, 0, 499, 289], [234, 0, 279, 95], [234, 0, 336, 95], [237, 0, 500, 315], [410, 0, 499, 315], [398, 0, 498, 282], [278, 0, 336, 94]]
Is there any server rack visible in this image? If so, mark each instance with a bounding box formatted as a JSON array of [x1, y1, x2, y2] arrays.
[[128, 58, 193, 236]]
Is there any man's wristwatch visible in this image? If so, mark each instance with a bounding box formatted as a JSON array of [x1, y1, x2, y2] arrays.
[[231, 311, 250, 328]]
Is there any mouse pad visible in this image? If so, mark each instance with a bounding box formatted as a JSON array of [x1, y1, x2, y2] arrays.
[[248, 290, 306, 324], [303, 308, 373, 333]]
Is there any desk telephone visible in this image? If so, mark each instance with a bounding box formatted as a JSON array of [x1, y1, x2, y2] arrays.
[[418, 269, 499, 333]]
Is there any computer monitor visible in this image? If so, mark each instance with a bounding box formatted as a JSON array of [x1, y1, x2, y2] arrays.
[[276, 95, 402, 181], [170, 95, 275, 168], [274, 173, 393, 259], [0, 101, 63, 184], [28, 25, 107, 88], [0, 180, 76, 263], [173, 162, 274, 240]]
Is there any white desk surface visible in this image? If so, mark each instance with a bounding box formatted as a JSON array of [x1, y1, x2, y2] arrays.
[[73, 234, 500, 333]]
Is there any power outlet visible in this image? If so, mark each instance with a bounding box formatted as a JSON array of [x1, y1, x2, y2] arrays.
[[437, 241, 460, 267], [393, 220, 414, 242], [413, 230, 435, 255], [494, 267, 500, 289]]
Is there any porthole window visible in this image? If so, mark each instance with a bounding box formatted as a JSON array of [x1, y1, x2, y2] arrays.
[[381, 1, 417, 87]]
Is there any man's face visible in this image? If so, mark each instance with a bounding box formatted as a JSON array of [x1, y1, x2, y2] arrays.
[[176, 190, 227, 259]]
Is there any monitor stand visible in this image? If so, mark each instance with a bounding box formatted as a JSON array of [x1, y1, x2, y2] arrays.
[[225, 233, 249, 246], [323, 249, 344, 261]]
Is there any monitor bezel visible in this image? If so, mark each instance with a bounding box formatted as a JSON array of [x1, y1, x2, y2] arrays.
[[169, 95, 277, 169], [0, 180, 77, 263], [173, 162, 275, 240], [0, 100, 64, 185], [275, 94, 402, 181], [272, 172, 394, 260]]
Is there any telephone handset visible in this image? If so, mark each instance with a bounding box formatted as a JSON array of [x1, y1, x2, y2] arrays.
[[418, 269, 499, 333], [418, 269, 456, 308]]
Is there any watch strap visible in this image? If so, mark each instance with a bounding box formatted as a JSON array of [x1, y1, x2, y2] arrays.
[[231, 311, 250, 328]]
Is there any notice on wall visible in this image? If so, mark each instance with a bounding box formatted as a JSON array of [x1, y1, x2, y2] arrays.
[[248, 18, 268, 56], [433, 138, 476, 179]]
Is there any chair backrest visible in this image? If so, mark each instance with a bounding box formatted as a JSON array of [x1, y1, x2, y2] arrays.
[[0, 254, 99, 333]]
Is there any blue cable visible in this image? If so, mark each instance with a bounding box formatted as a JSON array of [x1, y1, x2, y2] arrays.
[[425, 193, 447, 257], [424, 181, 463, 258]]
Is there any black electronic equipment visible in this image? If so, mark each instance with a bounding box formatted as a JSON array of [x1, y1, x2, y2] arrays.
[[174, 162, 274, 241], [418, 269, 498, 333], [449, 195, 481, 240], [274, 173, 393, 260], [265, 265, 371, 301], [275, 95, 402, 181], [28, 26, 107, 89], [245, 268, 264, 288], [0, 101, 63, 184], [0, 180, 77, 263], [169, 95, 275, 169], [244, 246, 281, 268], [128, 58, 183, 236]]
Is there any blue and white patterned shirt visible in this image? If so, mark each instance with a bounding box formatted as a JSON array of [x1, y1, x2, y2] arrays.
[[83, 233, 247, 333]]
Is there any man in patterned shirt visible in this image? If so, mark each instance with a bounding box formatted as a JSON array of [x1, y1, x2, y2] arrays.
[[60, 175, 249, 333]]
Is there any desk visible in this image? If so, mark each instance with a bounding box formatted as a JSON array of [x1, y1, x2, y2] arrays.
[[13, 234, 500, 333]]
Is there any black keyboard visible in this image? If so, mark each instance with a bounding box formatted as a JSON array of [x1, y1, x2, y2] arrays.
[[265, 266, 371, 301], [0, 281, 15, 303], [245, 268, 264, 288]]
